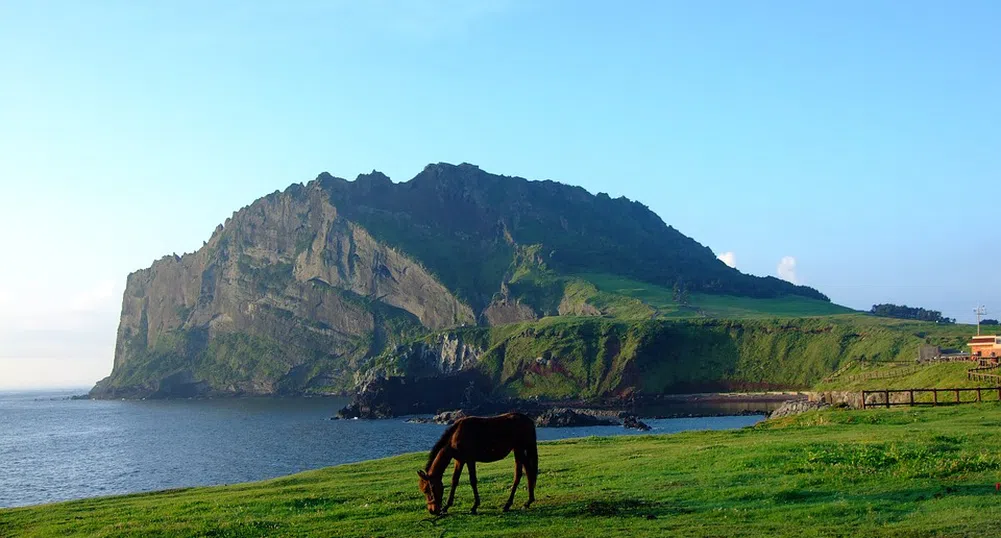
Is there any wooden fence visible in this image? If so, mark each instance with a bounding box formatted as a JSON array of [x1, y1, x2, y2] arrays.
[[861, 387, 1001, 409], [833, 364, 924, 384], [968, 364, 1001, 382], [966, 359, 1001, 381]]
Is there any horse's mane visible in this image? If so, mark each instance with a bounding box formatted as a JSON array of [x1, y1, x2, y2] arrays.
[[425, 422, 459, 471]]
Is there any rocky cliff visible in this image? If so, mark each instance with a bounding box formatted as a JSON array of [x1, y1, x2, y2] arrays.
[[92, 163, 832, 399], [93, 180, 473, 398]]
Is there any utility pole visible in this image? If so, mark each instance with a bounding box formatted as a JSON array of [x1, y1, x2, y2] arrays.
[[974, 305, 986, 336]]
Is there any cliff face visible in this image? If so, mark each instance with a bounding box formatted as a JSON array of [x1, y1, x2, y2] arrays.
[[94, 181, 473, 398], [93, 162, 833, 399]]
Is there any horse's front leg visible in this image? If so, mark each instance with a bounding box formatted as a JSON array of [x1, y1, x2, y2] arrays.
[[443, 459, 464, 513], [467, 462, 480, 514]]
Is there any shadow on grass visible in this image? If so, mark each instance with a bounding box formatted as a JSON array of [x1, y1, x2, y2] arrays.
[[739, 482, 995, 507], [283, 495, 346, 511], [886, 483, 998, 503], [496, 498, 695, 520], [771, 489, 834, 504], [200, 520, 288, 537]]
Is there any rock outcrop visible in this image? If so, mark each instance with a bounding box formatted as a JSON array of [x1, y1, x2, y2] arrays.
[[769, 399, 831, 419], [406, 410, 468, 425], [534, 408, 619, 428], [621, 414, 652, 431]]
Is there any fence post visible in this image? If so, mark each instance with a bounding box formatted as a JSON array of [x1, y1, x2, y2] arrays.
[[954, 389, 960, 404], [933, 389, 938, 406], [978, 388, 982, 402], [885, 389, 891, 409], [909, 390, 914, 406], [861, 391, 867, 410]]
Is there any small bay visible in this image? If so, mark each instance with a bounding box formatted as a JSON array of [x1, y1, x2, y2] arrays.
[[0, 390, 766, 508]]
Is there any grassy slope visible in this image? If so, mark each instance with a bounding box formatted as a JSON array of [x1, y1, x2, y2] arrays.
[[456, 313, 970, 399], [359, 266, 983, 400], [6, 404, 1001, 537], [498, 271, 988, 395], [578, 273, 856, 319], [815, 362, 1001, 398], [812, 320, 990, 392]]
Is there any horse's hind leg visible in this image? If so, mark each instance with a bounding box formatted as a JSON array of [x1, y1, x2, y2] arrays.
[[467, 462, 480, 515], [444, 459, 464, 513], [503, 452, 524, 512], [524, 444, 538, 508]]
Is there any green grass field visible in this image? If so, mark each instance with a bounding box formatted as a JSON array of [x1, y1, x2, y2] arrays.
[[5, 404, 1001, 537], [815, 362, 990, 392], [578, 273, 857, 319]]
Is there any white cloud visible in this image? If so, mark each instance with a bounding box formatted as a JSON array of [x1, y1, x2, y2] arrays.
[[718, 251, 737, 268], [777, 256, 800, 285]]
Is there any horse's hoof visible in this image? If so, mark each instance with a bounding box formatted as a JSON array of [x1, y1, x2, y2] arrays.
[[470, 508, 478, 515], [502, 505, 511, 512]]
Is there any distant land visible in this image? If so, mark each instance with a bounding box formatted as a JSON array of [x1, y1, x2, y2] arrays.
[[89, 163, 974, 410]]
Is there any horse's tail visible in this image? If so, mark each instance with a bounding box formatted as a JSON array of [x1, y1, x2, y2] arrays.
[[526, 439, 538, 470], [524, 415, 538, 474], [426, 422, 459, 471]]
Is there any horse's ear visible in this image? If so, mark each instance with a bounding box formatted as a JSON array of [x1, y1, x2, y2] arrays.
[[417, 470, 428, 480]]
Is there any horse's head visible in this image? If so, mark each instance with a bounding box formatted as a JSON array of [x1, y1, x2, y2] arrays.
[[416, 470, 444, 515]]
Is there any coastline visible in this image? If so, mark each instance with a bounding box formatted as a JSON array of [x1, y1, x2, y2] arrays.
[[5, 404, 997, 537], [78, 389, 799, 417], [0, 391, 765, 509]]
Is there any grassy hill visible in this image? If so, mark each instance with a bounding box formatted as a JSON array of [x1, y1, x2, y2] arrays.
[[5, 404, 1001, 537], [810, 320, 989, 393], [365, 305, 982, 403], [577, 273, 856, 319], [816, 362, 988, 391]]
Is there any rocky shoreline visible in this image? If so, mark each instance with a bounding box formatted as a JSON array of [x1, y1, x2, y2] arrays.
[[400, 407, 653, 430], [332, 386, 793, 430], [333, 376, 797, 422]]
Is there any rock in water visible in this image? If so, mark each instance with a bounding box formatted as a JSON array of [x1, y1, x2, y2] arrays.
[[534, 408, 618, 428], [622, 415, 652, 431], [406, 410, 467, 425]]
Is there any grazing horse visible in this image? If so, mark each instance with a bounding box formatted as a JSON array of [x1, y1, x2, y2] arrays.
[[417, 412, 538, 515]]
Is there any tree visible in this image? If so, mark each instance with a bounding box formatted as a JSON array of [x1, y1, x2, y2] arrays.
[[870, 304, 948, 323]]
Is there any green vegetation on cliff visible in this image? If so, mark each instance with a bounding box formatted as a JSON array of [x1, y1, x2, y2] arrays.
[[366, 313, 980, 402], [578, 272, 854, 319], [324, 164, 830, 307], [5, 405, 1001, 537]]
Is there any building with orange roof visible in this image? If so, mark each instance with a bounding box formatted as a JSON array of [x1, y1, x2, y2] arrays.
[[968, 335, 1001, 359]]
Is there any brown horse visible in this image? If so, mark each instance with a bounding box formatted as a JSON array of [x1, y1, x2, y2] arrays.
[[417, 412, 538, 515]]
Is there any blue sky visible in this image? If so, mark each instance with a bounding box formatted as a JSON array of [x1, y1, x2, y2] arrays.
[[1, 1, 998, 388]]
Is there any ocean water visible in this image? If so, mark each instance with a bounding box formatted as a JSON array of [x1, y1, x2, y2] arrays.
[[0, 390, 765, 508]]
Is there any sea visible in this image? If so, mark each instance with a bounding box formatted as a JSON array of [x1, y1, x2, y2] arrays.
[[0, 389, 770, 508]]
